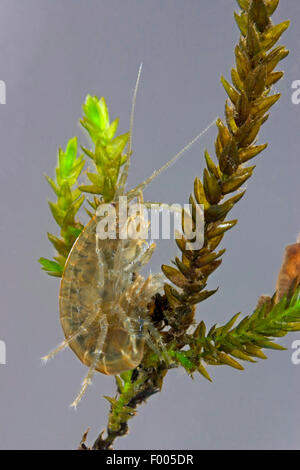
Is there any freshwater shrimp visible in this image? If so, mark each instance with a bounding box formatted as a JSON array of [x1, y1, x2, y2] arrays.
[[42, 65, 214, 408], [257, 233, 300, 310], [275, 233, 300, 301]]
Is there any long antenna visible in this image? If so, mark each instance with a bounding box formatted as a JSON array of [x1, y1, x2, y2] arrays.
[[116, 63, 143, 197], [126, 117, 216, 200]]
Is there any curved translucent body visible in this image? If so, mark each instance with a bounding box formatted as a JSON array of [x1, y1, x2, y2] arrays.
[[276, 241, 300, 301], [59, 216, 161, 375]]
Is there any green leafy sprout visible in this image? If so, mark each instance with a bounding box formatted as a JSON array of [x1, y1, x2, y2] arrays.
[[39, 95, 129, 276]]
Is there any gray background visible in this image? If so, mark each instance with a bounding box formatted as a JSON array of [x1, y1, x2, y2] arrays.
[[0, 0, 299, 450]]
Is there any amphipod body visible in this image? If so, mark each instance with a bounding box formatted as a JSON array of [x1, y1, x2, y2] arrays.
[[59, 213, 163, 378], [42, 65, 208, 407], [275, 237, 300, 301], [256, 235, 300, 310]]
